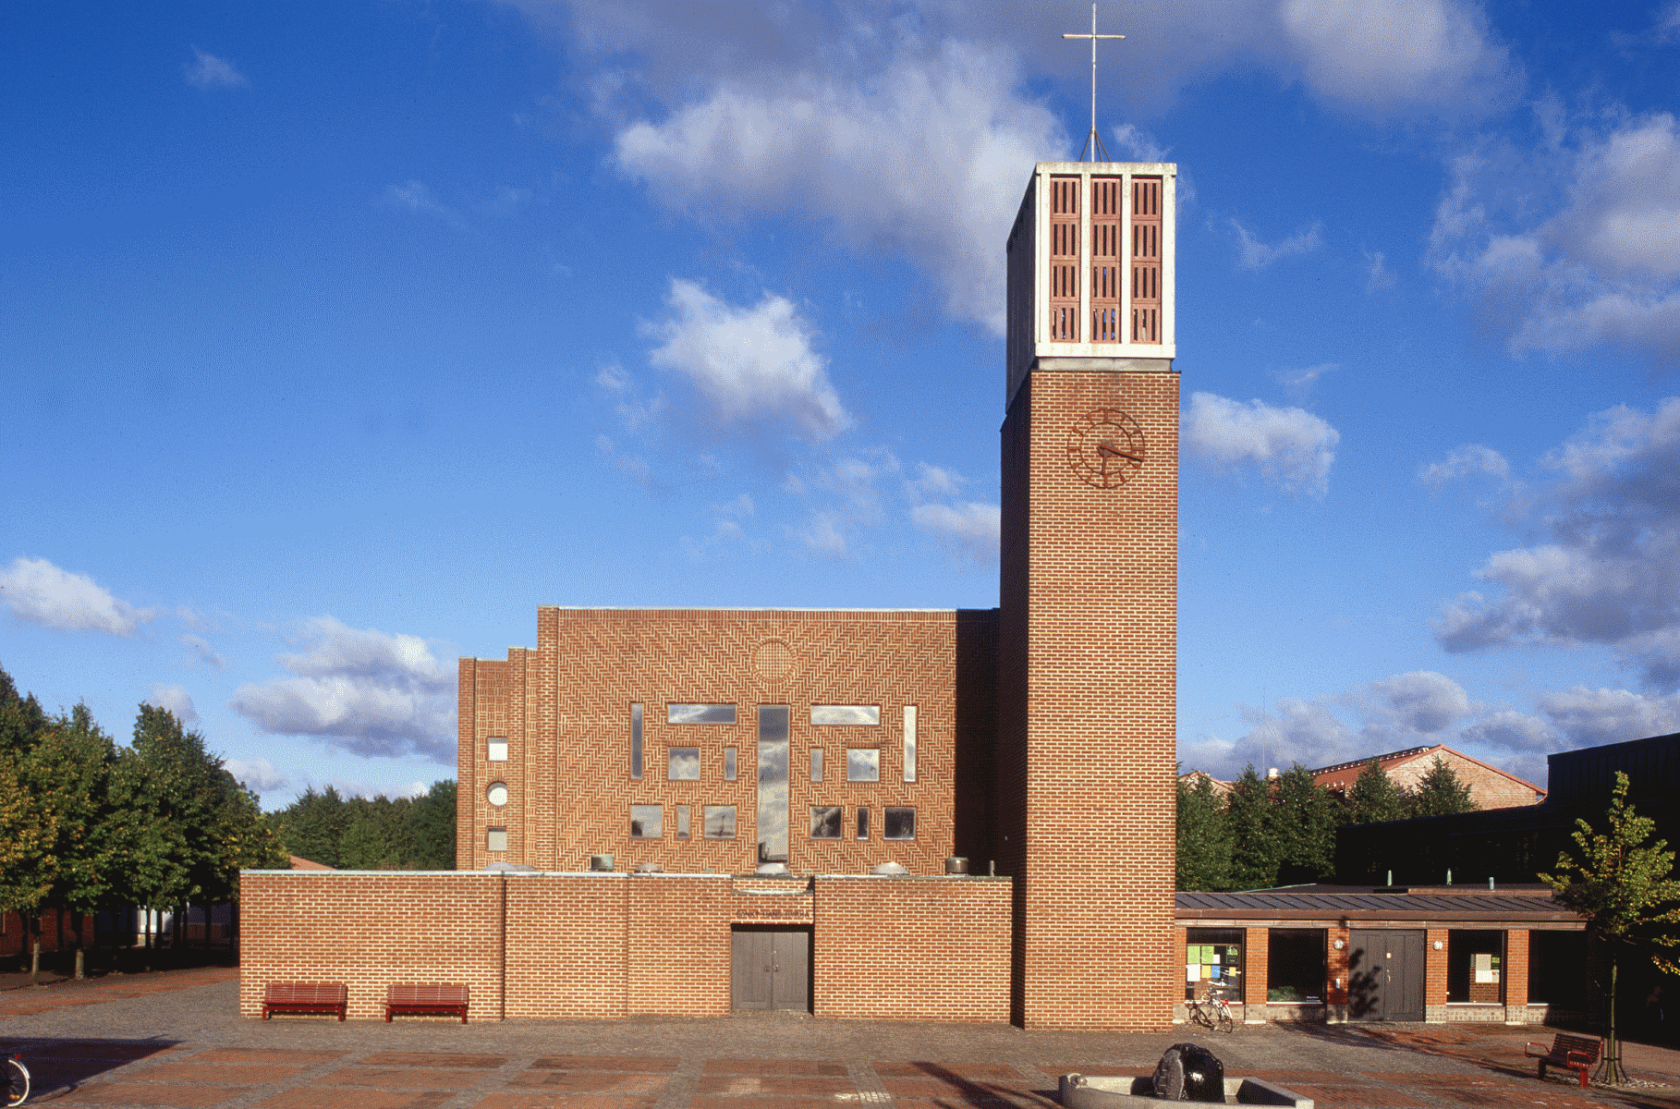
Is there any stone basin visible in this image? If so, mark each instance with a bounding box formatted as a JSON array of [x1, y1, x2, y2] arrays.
[[1059, 1075, 1314, 1109]]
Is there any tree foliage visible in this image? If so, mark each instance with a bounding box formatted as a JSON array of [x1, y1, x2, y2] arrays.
[[1272, 764, 1337, 883], [1344, 759, 1408, 824], [268, 780, 456, 870], [1410, 756, 1477, 818], [1225, 767, 1282, 890], [1176, 773, 1231, 891]]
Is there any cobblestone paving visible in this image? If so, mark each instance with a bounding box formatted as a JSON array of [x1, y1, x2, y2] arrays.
[[2, 972, 1676, 1109]]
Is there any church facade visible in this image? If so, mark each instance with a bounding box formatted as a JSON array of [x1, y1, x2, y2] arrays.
[[240, 160, 1183, 1030], [454, 162, 1180, 1030]]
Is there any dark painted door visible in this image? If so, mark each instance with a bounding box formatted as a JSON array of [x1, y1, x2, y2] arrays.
[[730, 928, 810, 1011], [1348, 929, 1425, 1021]]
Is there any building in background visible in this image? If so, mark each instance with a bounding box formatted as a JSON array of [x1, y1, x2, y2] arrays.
[[1313, 744, 1547, 810]]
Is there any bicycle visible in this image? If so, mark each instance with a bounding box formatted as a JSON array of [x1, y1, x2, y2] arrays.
[[4, 1053, 28, 1107], [1187, 987, 1235, 1033]]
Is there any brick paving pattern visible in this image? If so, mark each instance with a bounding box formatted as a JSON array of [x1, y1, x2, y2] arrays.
[[3, 970, 1679, 1109]]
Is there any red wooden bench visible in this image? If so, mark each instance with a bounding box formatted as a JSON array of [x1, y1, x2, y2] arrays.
[[262, 982, 347, 1021], [1526, 1032, 1602, 1087], [385, 983, 469, 1023]]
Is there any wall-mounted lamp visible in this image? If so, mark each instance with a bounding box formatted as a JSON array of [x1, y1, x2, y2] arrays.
[[1333, 939, 1345, 950], [1432, 939, 1444, 950]]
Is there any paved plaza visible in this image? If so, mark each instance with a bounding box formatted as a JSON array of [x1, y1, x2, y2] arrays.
[[3, 968, 1678, 1109]]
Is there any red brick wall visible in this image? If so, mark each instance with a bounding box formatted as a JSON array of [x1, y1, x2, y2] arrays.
[[460, 608, 997, 878], [240, 872, 505, 1021], [813, 876, 1011, 1022], [1327, 925, 1350, 1008], [1426, 927, 1449, 1010], [1506, 928, 1529, 1008], [627, 876, 731, 1017], [502, 874, 626, 1019], [1001, 367, 1179, 1030], [1245, 926, 1270, 1014]]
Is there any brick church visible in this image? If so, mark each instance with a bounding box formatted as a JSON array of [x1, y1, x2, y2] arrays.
[[242, 160, 1184, 1029]]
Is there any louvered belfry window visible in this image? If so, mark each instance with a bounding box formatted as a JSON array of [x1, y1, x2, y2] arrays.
[[1131, 176, 1162, 343], [1049, 175, 1080, 342], [1091, 177, 1122, 342]]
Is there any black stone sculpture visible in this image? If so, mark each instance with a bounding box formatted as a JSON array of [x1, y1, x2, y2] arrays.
[[1152, 1043, 1225, 1102]]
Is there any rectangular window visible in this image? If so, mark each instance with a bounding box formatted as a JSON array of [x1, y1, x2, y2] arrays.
[[676, 805, 690, 838], [903, 706, 917, 782], [810, 748, 824, 782], [857, 807, 870, 839], [630, 704, 642, 780], [847, 749, 879, 782], [1448, 930, 1505, 1004], [810, 805, 842, 839], [487, 827, 507, 853], [1091, 176, 1122, 342], [488, 737, 508, 762], [630, 805, 662, 839], [724, 747, 737, 781], [811, 705, 879, 726], [1131, 175, 1163, 343], [757, 707, 790, 864], [668, 747, 699, 780], [1185, 927, 1245, 1004], [668, 703, 736, 725], [1049, 174, 1080, 342], [1266, 929, 1326, 1003], [704, 805, 736, 839], [884, 806, 915, 840]]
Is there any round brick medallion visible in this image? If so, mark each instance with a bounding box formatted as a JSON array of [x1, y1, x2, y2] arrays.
[[754, 639, 793, 682]]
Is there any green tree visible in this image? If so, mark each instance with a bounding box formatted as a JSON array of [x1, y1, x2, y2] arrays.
[[1272, 764, 1337, 883], [1541, 772, 1680, 1083], [1176, 773, 1231, 891], [409, 780, 457, 869], [270, 785, 351, 867], [1410, 756, 1477, 818], [1345, 759, 1408, 824], [1226, 767, 1280, 890]]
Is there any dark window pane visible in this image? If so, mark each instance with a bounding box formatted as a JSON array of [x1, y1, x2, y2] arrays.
[[883, 806, 915, 840], [857, 807, 870, 839], [810, 805, 842, 839], [630, 704, 642, 780]]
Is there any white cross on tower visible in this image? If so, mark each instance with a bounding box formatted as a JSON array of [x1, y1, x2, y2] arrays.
[[1063, 2, 1125, 162]]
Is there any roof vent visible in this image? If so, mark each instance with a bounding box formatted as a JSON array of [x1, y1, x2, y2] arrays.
[[872, 861, 909, 876]]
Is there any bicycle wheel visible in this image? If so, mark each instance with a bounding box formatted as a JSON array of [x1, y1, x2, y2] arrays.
[[1189, 1005, 1213, 1030], [1217, 1008, 1235, 1033], [4, 1056, 29, 1107]]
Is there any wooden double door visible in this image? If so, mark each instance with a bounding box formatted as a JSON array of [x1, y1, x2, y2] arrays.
[[730, 927, 811, 1012], [1348, 929, 1425, 1021]]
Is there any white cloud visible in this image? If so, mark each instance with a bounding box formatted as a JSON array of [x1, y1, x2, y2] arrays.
[[1277, 0, 1520, 117], [1108, 123, 1168, 164], [1536, 686, 1680, 748], [646, 279, 849, 441], [383, 180, 456, 222], [226, 755, 289, 793], [1434, 398, 1680, 689], [180, 633, 228, 670], [1183, 392, 1340, 497], [148, 683, 199, 725], [1272, 362, 1337, 399], [1430, 112, 1680, 365], [910, 501, 1000, 563], [906, 462, 963, 499], [228, 616, 455, 762], [184, 47, 247, 90], [0, 556, 157, 637], [614, 40, 1063, 336], [1232, 219, 1323, 270], [1364, 249, 1396, 291], [1418, 444, 1510, 488]]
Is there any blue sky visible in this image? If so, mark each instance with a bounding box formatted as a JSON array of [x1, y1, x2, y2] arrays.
[[4, 1, 1679, 807]]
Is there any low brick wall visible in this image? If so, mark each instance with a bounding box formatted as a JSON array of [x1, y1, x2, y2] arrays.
[[241, 870, 1012, 1022], [813, 875, 1011, 1022]]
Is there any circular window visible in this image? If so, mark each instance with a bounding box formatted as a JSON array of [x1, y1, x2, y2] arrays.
[[487, 782, 508, 807]]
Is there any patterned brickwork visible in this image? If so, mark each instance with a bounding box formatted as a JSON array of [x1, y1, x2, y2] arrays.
[[999, 367, 1179, 1030], [460, 608, 998, 877], [240, 872, 505, 1021], [812, 876, 1011, 1022]]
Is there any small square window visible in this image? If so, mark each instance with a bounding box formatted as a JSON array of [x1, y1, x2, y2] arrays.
[[487, 826, 508, 853], [676, 805, 691, 838], [488, 737, 508, 762], [630, 805, 662, 838], [884, 806, 915, 840], [857, 807, 870, 839], [847, 748, 880, 782], [668, 747, 699, 780], [810, 748, 824, 782], [704, 805, 736, 838], [724, 747, 737, 781], [810, 805, 842, 839]]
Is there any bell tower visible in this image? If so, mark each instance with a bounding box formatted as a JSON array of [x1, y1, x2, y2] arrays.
[[997, 161, 1179, 1029]]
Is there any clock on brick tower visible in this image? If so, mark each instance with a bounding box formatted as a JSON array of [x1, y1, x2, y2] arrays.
[[997, 162, 1178, 1030]]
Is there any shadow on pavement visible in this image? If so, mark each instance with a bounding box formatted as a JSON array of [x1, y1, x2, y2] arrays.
[[0, 1037, 182, 1099]]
